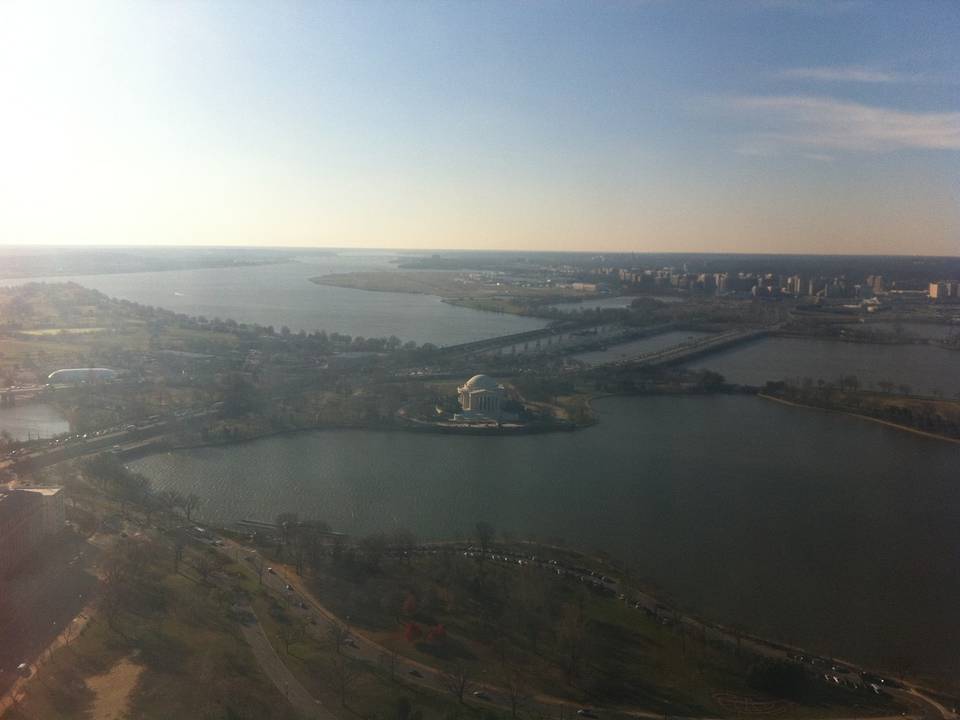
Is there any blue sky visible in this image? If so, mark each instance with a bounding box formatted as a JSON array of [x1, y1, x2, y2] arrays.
[[0, 0, 957, 254]]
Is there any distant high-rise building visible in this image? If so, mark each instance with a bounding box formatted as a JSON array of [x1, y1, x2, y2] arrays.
[[787, 275, 805, 295], [929, 282, 948, 300]]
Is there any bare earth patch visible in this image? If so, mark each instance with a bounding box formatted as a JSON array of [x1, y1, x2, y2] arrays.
[[85, 656, 144, 720]]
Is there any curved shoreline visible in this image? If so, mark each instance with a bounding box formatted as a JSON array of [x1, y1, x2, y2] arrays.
[[157, 389, 960, 458], [757, 393, 960, 445], [161, 418, 576, 452]]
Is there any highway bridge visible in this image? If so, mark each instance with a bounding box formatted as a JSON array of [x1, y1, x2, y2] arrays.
[[438, 321, 678, 359], [590, 327, 770, 369], [1, 408, 219, 479]]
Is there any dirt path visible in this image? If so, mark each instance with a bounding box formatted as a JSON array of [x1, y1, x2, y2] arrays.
[[86, 656, 144, 720], [0, 602, 96, 718]]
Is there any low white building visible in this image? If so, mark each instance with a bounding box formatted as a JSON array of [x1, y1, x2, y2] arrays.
[[47, 367, 117, 384]]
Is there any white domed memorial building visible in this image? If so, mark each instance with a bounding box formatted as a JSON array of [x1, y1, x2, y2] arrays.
[[455, 374, 506, 422]]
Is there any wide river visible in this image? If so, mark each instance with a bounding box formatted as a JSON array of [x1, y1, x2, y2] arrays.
[[131, 395, 960, 679], [0, 254, 546, 346]]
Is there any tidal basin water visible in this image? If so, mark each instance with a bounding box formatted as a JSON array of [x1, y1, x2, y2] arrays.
[[131, 394, 960, 680]]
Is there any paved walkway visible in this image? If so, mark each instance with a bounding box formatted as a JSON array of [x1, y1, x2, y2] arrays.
[[239, 606, 334, 720]]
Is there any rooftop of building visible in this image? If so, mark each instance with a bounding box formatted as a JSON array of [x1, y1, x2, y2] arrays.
[[17, 486, 64, 497], [461, 374, 501, 392]]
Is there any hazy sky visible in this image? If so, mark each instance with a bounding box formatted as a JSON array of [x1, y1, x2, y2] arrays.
[[1, 0, 958, 255]]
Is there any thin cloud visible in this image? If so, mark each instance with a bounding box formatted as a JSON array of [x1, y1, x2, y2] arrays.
[[728, 95, 960, 154], [779, 66, 914, 84], [745, 0, 866, 15]]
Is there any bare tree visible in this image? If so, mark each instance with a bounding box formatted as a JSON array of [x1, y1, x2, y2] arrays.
[[440, 664, 473, 704], [500, 665, 532, 718], [475, 521, 495, 553], [326, 618, 351, 655], [196, 552, 213, 583], [330, 656, 363, 707], [158, 489, 183, 513], [392, 527, 417, 566], [183, 493, 200, 521], [141, 492, 164, 524], [359, 532, 388, 569], [557, 602, 588, 683], [101, 558, 130, 637], [380, 649, 401, 682], [275, 512, 299, 545], [172, 533, 186, 574], [278, 620, 303, 655]]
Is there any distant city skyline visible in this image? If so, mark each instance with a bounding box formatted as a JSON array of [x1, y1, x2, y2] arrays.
[[1, 0, 958, 255]]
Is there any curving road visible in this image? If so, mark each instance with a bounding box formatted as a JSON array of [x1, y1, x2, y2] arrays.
[[218, 537, 953, 720], [238, 605, 332, 720]]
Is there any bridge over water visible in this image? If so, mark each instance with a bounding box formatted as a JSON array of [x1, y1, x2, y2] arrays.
[[438, 321, 678, 359], [592, 327, 771, 369]]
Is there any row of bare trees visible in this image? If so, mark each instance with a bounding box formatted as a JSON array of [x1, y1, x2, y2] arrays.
[[83, 453, 200, 523]]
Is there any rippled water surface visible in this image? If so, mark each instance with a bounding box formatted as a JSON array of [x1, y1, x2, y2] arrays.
[[0, 255, 547, 346], [684, 336, 960, 396], [131, 394, 960, 679], [0, 403, 70, 441]]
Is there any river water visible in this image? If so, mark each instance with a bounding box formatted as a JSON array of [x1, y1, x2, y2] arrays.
[[684, 336, 960, 397], [0, 403, 70, 441], [130, 394, 960, 679], [0, 254, 547, 346]]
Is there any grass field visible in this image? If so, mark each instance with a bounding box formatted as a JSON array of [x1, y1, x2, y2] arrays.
[[260, 545, 897, 719], [7, 538, 298, 720], [0, 283, 240, 380], [248, 585, 505, 720]]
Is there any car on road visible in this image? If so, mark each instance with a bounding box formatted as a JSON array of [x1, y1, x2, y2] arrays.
[[472, 690, 490, 700], [266, 567, 275, 574], [408, 668, 423, 678], [16, 663, 31, 678], [577, 709, 598, 718]]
